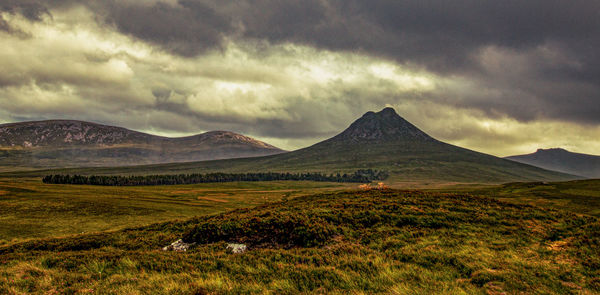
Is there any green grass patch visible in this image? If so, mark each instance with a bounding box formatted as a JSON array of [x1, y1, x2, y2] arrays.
[[0, 177, 349, 245], [460, 179, 600, 217]]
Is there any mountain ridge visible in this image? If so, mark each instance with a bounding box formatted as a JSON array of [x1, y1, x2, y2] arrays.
[[0, 120, 285, 168], [3, 108, 578, 184], [0, 120, 279, 149], [506, 148, 600, 178]]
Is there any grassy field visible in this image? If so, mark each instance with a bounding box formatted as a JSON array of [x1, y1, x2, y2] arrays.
[[0, 177, 599, 294], [2, 177, 599, 245], [455, 179, 600, 217], [0, 178, 350, 246], [0, 189, 598, 294]]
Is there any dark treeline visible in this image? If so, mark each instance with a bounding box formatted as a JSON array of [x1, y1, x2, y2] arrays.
[[42, 169, 389, 186]]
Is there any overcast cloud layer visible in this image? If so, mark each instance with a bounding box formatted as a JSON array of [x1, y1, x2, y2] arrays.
[[1, 0, 599, 156]]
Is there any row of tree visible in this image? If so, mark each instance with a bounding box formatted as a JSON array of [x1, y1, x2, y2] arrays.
[[42, 169, 389, 186]]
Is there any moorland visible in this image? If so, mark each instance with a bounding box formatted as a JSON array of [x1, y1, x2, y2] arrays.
[[1, 108, 598, 294], [0, 180, 599, 294]]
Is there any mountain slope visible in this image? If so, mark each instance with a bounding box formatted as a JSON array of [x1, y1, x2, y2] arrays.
[[0, 120, 284, 168], [227, 107, 574, 183], [506, 148, 600, 179], [4, 108, 577, 183]]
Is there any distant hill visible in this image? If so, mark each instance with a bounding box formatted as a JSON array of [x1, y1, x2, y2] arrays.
[[0, 120, 284, 168], [506, 148, 600, 179], [5, 108, 577, 184]]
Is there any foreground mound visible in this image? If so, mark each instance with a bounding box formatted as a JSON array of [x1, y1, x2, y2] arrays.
[[1, 190, 599, 294]]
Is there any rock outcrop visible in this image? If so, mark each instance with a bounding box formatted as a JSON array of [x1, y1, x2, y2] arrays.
[[162, 239, 195, 252]]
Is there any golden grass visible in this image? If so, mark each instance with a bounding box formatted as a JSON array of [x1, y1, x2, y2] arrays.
[[0, 177, 348, 245], [1, 189, 598, 294]]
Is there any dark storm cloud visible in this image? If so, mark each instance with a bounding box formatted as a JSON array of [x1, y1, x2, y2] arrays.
[[220, 0, 599, 69], [101, 0, 600, 124], [0, 0, 49, 21], [11, 0, 599, 69], [220, 0, 600, 124], [0, 0, 45, 37], [1, 0, 233, 56], [100, 1, 233, 57], [220, 0, 600, 125], [1, 0, 600, 144]]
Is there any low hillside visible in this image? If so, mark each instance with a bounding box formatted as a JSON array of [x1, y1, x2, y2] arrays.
[[1, 190, 598, 294], [464, 179, 600, 217], [507, 148, 600, 179]]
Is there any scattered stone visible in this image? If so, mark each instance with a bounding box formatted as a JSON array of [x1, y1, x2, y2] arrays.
[[162, 239, 195, 252], [226, 243, 247, 254]]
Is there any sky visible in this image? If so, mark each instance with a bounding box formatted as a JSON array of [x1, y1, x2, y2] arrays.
[[0, 0, 599, 157]]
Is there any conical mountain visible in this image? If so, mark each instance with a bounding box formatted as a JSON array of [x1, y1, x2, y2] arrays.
[[330, 107, 433, 142], [236, 108, 576, 183]]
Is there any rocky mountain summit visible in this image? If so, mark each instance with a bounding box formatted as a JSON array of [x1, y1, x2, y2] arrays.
[[0, 120, 153, 147], [0, 120, 284, 168], [330, 107, 434, 142], [0, 120, 279, 150]]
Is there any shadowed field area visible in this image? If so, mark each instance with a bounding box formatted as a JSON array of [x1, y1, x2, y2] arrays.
[[0, 189, 598, 294]]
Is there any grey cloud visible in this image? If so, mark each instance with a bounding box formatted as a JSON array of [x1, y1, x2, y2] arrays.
[[220, 0, 598, 69], [1, 0, 233, 56], [100, 1, 233, 57], [0, 15, 8, 31], [6, 0, 599, 77], [152, 88, 172, 103], [0, 0, 49, 21], [222, 0, 600, 125], [109, 0, 600, 125], [1, 0, 600, 151]]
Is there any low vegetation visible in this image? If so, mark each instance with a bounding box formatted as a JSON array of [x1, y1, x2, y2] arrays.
[[0, 178, 348, 245], [462, 179, 600, 217], [41, 170, 389, 186], [1, 189, 598, 294]]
